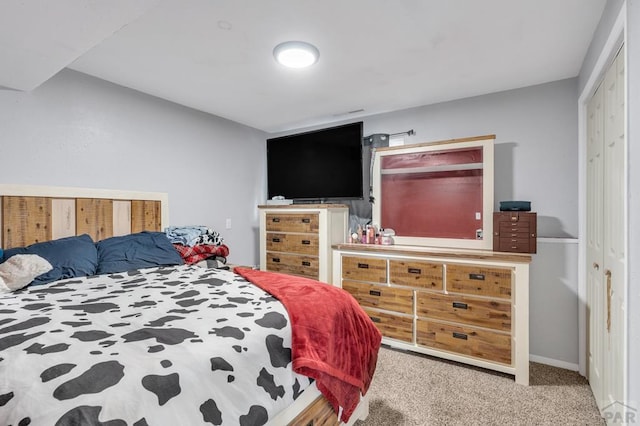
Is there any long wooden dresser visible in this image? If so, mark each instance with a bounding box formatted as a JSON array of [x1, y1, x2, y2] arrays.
[[332, 243, 532, 384], [259, 205, 348, 283]]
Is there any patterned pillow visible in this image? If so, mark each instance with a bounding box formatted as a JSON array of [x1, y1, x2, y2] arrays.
[[0, 254, 53, 293]]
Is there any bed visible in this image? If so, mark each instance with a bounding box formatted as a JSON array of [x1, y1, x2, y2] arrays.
[[0, 185, 381, 426]]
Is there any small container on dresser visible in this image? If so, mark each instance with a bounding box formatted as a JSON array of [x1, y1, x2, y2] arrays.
[[493, 211, 537, 254]]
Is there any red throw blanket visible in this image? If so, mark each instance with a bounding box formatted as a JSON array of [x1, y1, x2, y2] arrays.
[[233, 267, 382, 423]]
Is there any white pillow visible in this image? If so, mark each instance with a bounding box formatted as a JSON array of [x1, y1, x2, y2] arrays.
[[0, 254, 53, 293]]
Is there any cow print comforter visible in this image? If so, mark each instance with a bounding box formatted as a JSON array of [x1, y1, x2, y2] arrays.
[[0, 265, 312, 425]]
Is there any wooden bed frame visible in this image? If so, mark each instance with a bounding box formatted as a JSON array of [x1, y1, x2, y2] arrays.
[[0, 184, 167, 249], [0, 184, 370, 426]]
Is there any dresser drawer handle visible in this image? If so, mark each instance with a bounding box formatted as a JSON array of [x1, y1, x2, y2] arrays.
[[357, 263, 369, 269], [452, 302, 468, 309], [369, 290, 381, 297], [370, 316, 381, 323], [302, 218, 311, 223], [271, 238, 281, 243], [408, 267, 421, 274], [302, 261, 311, 267], [469, 273, 485, 281], [452, 332, 468, 340], [301, 240, 311, 245], [272, 218, 280, 222], [272, 258, 280, 263]]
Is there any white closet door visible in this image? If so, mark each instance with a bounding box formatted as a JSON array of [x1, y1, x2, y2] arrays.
[[602, 47, 626, 409], [586, 45, 626, 415], [587, 79, 605, 406]]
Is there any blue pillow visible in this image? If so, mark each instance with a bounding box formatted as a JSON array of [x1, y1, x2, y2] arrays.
[[96, 231, 183, 274], [2, 234, 98, 286]]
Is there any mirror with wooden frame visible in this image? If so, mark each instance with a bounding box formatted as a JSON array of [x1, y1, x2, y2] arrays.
[[372, 135, 494, 250]]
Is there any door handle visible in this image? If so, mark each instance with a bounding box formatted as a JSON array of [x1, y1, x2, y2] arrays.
[[605, 269, 612, 333]]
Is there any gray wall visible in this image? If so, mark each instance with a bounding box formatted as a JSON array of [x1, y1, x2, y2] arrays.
[[274, 78, 581, 365], [359, 80, 580, 366], [0, 61, 584, 367], [360, 78, 579, 238], [0, 69, 267, 266], [578, 0, 625, 94], [273, 78, 579, 238], [529, 240, 579, 366]]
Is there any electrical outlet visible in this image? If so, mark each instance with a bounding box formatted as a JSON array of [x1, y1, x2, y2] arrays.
[[475, 212, 481, 220], [225, 218, 232, 229]]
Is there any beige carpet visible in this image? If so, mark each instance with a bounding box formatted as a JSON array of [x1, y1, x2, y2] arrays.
[[355, 346, 604, 426]]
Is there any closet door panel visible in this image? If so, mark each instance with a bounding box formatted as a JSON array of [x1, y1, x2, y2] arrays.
[[586, 83, 604, 405], [587, 45, 626, 411], [602, 48, 626, 408]]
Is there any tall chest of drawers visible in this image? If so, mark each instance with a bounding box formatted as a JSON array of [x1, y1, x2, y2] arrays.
[[333, 244, 532, 385], [259, 205, 348, 283]]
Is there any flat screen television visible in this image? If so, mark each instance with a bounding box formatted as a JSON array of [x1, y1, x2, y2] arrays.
[[267, 121, 364, 201]]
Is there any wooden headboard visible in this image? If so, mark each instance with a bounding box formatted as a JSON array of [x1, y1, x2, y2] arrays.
[[0, 185, 169, 249]]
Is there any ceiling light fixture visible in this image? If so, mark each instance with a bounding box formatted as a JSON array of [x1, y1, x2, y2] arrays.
[[273, 41, 319, 68]]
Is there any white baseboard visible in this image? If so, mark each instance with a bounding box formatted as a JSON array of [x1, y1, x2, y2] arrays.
[[530, 354, 579, 372]]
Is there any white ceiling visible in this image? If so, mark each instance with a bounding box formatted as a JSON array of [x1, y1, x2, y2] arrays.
[[1, 0, 606, 133]]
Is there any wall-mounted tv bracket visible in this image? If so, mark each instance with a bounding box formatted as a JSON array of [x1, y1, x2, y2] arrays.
[[363, 129, 415, 204]]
